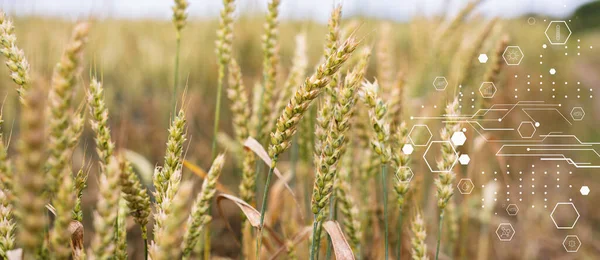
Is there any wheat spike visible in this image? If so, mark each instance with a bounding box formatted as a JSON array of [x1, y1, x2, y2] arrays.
[[115, 198, 128, 259], [47, 22, 89, 199], [15, 89, 46, 259], [119, 156, 151, 239], [154, 109, 186, 205], [182, 154, 225, 257], [49, 174, 76, 259], [90, 158, 121, 259], [0, 190, 14, 259], [150, 181, 193, 260], [172, 0, 189, 33], [87, 78, 115, 168], [73, 166, 89, 222], [269, 35, 359, 159], [435, 98, 460, 210], [257, 0, 281, 142], [0, 12, 31, 100], [411, 211, 428, 260]]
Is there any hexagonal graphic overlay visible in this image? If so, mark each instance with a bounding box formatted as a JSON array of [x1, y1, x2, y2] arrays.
[[549, 68, 557, 75], [502, 46, 524, 66], [402, 144, 414, 155], [571, 107, 585, 121], [550, 202, 580, 229], [451, 132, 467, 146], [409, 125, 433, 147], [563, 235, 581, 253], [496, 223, 515, 242], [394, 167, 415, 183], [478, 54, 488, 63], [518, 121, 536, 139], [479, 82, 497, 99], [580, 186, 590, 196], [423, 141, 458, 173], [433, 77, 448, 91], [458, 154, 470, 165], [506, 204, 519, 216], [545, 21, 572, 45], [457, 178, 474, 194]]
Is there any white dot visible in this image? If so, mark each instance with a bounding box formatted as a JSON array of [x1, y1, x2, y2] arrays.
[[543, 44, 547, 48]]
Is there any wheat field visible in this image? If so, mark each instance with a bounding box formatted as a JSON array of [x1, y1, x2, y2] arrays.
[[0, 0, 599, 259]]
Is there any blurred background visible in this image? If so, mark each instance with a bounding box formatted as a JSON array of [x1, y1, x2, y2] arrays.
[[1, 0, 600, 259]]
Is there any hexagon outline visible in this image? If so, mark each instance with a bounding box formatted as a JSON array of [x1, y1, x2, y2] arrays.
[[458, 154, 470, 165], [495, 223, 515, 242], [545, 21, 572, 45], [506, 204, 519, 216], [550, 202, 580, 230], [479, 82, 497, 99], [502, 46, 524, 66], [394, 166, 414, 183], [517, 121, 536, 139], [433, 76, 448, 91], [457, 178, 474, 194], [562, 235, 581, 253], [423, 141, 458, 173], [570, 107, 585, 121], [408, 124, 433, 147]]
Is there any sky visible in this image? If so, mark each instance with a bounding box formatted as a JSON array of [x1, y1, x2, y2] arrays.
[[0, 0, 595, 22]]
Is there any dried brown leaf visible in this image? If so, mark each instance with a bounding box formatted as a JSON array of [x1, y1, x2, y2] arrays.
[[323, 221, 355, 260], [183, 160, 233, 194]]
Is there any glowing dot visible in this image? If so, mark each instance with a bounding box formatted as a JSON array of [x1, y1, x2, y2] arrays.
[[535, 122, 540, 127], [543, 44, 547, 48]]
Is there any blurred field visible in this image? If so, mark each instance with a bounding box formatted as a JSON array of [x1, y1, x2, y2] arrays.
[[2, 1, 600, 259]]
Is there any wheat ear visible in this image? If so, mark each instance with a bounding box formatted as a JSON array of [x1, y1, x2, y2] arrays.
[[87, 78, 115, 168], [181, 154, 225, 257], [90, 158, 121, 259], [15, 88, 46, 258], [153, 109, 186, 205], [0, 12, 31, 100], [434, 98, 460, 260], [150, 181, 192, 260], [49, 174, 76, 259], [257, 0, 281, 143], [119, 156, 150, 239], [115, 198, 128, 259], [411, 211, 428, 260], [47, 22, 89, 198], [0, 190, 14, 259]]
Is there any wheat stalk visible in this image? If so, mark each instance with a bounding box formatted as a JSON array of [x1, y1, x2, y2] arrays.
[[181, 154, 225, 257], [115, 198, 128, 259]]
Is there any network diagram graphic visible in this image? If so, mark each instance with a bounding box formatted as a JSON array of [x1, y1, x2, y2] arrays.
[[404, 17, 594, 253]]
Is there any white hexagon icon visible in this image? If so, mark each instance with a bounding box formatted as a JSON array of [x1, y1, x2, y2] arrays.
[[433, 77, 448, 91], [545, 21, 572, 45], [563, 235, 581, 253], [478, 54, 488, 63], [580, 186, 590, 196], [570, 107, 585, 121], [458, 154, 470, 165], [550, 202, 580, 229], [506, 204, 519, 216], [423, 141, 458, 173], [457, 178, 474, 194], [517, 121, 536, 139], [549, 68, 557, 75], [495, 223, 515, 242], [408, 125, 433, 147], [395, 166, 414, 183], [502, 46, 524, 66], [479, 82, 497, 99], [451, 131, 467, 146], [402, 144, 414, 155]]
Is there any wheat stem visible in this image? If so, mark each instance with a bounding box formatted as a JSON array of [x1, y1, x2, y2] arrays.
[[435, 211, 445, 260], [382, 164, 389, 260], [256, 157, 277, 259]]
